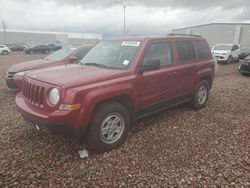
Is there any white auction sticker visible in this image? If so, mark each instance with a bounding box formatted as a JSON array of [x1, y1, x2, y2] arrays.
[[122, 60, 130, 65], [121, 41, 140, 47]]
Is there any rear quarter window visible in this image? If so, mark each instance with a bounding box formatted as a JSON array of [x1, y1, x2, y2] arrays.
[[176, 41, 195, 62], [196, 40, 211, 59]]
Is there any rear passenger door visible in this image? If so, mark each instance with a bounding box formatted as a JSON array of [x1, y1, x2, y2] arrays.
[[174, 40, 198, 95]]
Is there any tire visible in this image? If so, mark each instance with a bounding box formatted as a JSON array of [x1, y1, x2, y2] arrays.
[[2, 50, 8, 55], [87, 102, 130, 152], [191, 80, 209, 110], [227, 56, 232, 64]]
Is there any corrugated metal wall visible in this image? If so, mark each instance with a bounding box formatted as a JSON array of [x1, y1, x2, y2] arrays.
[[172, 24, 250, 46]]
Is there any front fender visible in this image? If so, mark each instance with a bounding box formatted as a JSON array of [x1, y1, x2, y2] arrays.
[[75, 83, 138, 127]]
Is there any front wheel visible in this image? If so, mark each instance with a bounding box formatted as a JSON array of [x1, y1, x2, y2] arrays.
[[87, 102, 130, 152], [191, 80, 209, 110], [227, 56, 233, 64], [2, 51, 9, 55]]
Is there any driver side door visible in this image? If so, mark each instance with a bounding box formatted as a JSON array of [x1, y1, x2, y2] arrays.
[[136, 40, 178, 109]]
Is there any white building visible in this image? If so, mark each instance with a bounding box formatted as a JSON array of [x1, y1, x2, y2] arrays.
[[0, 29, 102, 46]]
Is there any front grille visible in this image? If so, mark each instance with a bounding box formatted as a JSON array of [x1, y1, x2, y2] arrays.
[[22, 79, 45, 107]]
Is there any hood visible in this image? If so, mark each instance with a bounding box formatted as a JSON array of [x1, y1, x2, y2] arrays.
[[212, 50, 230, 54], [25, 64, 129, 88], [240, 49, 250, 53], [8, 59, 59, 73]]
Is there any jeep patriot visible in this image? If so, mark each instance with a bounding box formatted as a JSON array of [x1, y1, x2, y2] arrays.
[[16, 35, 215, 152]]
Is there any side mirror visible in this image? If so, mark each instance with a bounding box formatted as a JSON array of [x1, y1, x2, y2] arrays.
[[140, 59, 160, 73], [69, 56, 78, 63]]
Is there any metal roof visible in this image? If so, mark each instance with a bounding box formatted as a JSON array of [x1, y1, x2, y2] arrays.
[[173, 22, 250, 31]]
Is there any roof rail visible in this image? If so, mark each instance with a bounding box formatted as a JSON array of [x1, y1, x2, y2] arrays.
[[167, 33, 202, 38]]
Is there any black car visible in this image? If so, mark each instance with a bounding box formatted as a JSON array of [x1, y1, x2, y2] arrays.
[[239, 55, 250, 74], [10, 45, 27, 51], [24, 45, 50, 54], [238, 45, 250, 59]]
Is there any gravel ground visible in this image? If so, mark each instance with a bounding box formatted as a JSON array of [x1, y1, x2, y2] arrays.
[[0, 53, 249, 187]]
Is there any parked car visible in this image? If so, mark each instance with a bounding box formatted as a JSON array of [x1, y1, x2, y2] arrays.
[[238, 45, 250, 59], [212, 43, 240, 64], [48, 44, 62, 51], [239, 54, 250, 74], [10, 45, 27, 51], [24, 45, 51, 54], [5, 46, 92, 91], [15, 35, 215, 152], [0, 45, 11, 55]]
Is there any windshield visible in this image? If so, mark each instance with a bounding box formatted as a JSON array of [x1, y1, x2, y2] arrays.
[[214, 44, 232, 51], [45, 47, 76, 61], [80, 40, 141, 69]]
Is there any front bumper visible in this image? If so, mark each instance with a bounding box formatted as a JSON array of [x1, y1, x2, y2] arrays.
[[239, 64, 250, 74], [16, 94, 87, 138], [22, 113, 87, 138], [214, 55, 228, 62]]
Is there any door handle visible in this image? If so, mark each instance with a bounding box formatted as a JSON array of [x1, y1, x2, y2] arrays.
[[166, 71, 177, 76]]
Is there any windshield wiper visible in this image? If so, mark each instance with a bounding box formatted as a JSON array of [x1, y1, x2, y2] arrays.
[[84, 62, 108, 69]]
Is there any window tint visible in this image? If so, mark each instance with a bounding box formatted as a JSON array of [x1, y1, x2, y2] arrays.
[[143, 42, 173, 66], [196, 40, 211, 59], [74, 48, 91, 60], [176, 41, 195, 62], [232, 45, 239, 51]]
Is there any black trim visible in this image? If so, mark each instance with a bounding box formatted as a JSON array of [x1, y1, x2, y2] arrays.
[[21, 111, 87, 138], [136, 93, 193, 119]]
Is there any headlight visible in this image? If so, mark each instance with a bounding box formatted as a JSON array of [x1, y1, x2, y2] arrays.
[[48, 88, 60, 105], [16, 71, 28, 76]]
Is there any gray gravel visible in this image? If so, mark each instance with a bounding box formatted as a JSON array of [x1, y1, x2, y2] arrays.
[[0, 52, 249, 187]]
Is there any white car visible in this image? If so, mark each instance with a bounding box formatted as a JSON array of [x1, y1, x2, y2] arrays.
[[0, 45, 11, 55], [212, 44, 240, 64]]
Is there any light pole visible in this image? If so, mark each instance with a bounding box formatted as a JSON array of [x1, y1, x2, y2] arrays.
[[2, 19, 7, 44], [116, 2, 127, 36]]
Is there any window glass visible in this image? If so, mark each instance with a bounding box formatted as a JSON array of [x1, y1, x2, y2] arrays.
[[232, 45, 239, 51], [176, 41, 195, 62], [143, 42, 173, 66], [74, 47, 91, 60], [196, 40, 211, 59], [81, 40, 140, 70], [45, 47, 76, 61]]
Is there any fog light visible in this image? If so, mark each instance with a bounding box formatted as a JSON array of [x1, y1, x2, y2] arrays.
[[35, 124, 40, 131]]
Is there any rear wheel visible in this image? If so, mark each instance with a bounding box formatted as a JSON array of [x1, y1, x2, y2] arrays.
[[87, 102, 130, 152], [191, 80, 209, 110]]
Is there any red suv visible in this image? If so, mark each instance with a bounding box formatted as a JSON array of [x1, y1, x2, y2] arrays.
[[5, 46, 92, 91], [16, 35, 215, 152]]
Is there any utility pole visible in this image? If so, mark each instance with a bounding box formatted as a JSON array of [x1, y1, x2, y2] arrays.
[[2, 19, 7, 44], [115, 2, 127, 36], [123, 4, 126, 36]]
